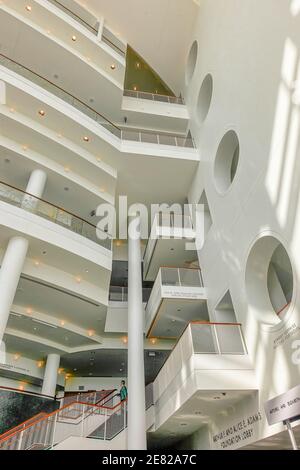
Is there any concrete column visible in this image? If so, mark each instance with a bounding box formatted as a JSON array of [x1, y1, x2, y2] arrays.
[[0, 169, 47, 345], [127, 214, 147, 450], [22, 169, 47, 211], [42, 354, 60, 397], [0, 237, 29, 344]]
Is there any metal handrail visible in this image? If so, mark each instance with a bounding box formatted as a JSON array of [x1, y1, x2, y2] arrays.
[[0, 398, 127, 448], [0, 53, 121, 136], [0, 54, 195, 148], [46, 0, 126, 56], [124, 89, 184, 105], [0, 385, 55, 400], [0, 180, 112, 250]]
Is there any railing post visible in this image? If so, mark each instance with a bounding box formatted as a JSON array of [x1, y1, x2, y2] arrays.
[[104, 407, 107, 440], [124, 401, 127, 430], [157, 134, 160, 145], [213, 324, 221, 354], [177, 268, 181, 287], [17, 426, 25, 450], [81, 404, 85, 437], [139, 132, 142, 142], [175, 136, 178, 147], [51, 413, 58, 449]]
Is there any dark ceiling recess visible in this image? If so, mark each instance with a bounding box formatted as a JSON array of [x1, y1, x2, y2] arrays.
[[124, 46, 176, 96]]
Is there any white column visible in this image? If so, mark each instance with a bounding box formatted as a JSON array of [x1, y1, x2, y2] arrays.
[[0, 237, 29, 344], [42, 354, 60, 397], [127, 214, 147, 450], [22, 169, 47, 211], [0, 80, 6, 105]]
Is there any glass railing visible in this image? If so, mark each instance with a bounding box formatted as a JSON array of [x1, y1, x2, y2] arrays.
[[124, 89, 185, 105], [190, 322, 247, 355], [46, 0, 98, 35], [160, 267, 204, 287], [0, 181, 112, 250], [46, 1, 126, 56], [0, 54, 195, 148], [109, 286, 152, 302]]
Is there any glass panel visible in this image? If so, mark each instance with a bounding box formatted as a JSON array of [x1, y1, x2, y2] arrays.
[[215, 325, 245, 354], [161, 268, 180, 286], [191, 324, 218, 353], [179, 269, 201, 287]]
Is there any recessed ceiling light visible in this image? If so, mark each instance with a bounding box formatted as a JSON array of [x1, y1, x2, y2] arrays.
[[170, 248, 175, 251], [88, 330, 94, 337], [89, 372, 93, 376], [133, 85, 138, 91], [64, 166, 70, 172], [38, 110, 46, 117], [83, 136, 90, 142], [111, 64, 116, 70], [34, 260, 40, 267], [25, 5, 32, 12], [53, 74, 59, 79], [4, 158, 10, 163], [71, 35, 77, 41], [64, 187, 69, 191], [89, 98, 95, 103], [22, 145, 28, 151], [177, 309, 181, 312], [42, 250, 47, 255], [65, 336, 69, 341], [120, 368, 123, 372], [9, 108, 15, 113], [122, 336, 128, 344], [33, 327, 37, 331], [14, 354, 20, 360], [26, 308, 32, 315], [73, 368, 77, 371], [75, 276, 82, 283], [60, 320, 66, 326], [85, 269, 89, 273]]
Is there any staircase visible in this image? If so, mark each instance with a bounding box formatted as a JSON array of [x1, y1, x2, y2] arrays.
[[0, 389, 124, 450]]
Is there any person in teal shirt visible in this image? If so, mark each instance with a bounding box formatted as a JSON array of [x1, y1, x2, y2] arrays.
[[119, 380, 128, 401]]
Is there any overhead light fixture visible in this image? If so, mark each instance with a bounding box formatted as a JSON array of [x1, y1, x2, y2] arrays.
[[14, 354, 20, 360], [37, 361, 44, 368], [19, 385, 25, 391], [60, 320, 66, 327], [25, 5, 32, 12], [38, 110, 45, 117], [83, 136, 90, 142], [88, 330, 95, 337], [111, 64, 116, 70], [34, 260, 40, 267], [64, 187, 69, 191], [150, 338, 157, 345], [64, 166, 70, 172], [22, 145, 28, 151], [133, 85, 138, 91], [71, 35, 77, 41], [75, 276, 82, 283], [26, 308, 33, 315], [4, 158, 10, 163], [122, 336, 128, 344]]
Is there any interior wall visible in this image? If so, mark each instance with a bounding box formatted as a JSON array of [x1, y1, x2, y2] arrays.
[[186, 0, 300, 448], [65, 376, 125, 392]]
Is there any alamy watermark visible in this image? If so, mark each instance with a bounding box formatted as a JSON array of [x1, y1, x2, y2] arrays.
[[94, 197, 206, 250]]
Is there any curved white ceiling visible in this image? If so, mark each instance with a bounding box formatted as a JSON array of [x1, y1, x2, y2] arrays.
[[74, 0, 199, 95]]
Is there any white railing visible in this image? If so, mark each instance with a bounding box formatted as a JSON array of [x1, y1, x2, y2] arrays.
[[0, 55, 195, 149], [0, 396, 127, 450], [160, 267, 204, 288], [58, 389, 115, 408], [109, 286, 152, 302], [124, 89, 185, 105], [143, 212, 195, 277], [0, 181, 112, 250], [190, 322, 247, 355]]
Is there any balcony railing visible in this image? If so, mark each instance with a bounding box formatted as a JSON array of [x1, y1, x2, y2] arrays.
[[124, 89, 185, 105], [0, 54, 195, 148], [46, 0, 126, 56], [190, 321, 247, 355], [0, 181, 111, 250], [46, 0, 98, 35], [160, 266, 204, 287], [109, 286, 152, 303]]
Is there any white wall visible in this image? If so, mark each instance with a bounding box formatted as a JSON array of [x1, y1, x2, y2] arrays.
[[185, 0, 300, 449]]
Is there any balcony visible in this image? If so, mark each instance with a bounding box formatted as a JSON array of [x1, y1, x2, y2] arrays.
[[109, 286, 152, 303], [0, 181, 111, 250], [146, 267, 208, 339], [150, 322, 255, 434], [0, 54, 194, 149], [143, 213, 197, 281], [124, 90, 184, 105]]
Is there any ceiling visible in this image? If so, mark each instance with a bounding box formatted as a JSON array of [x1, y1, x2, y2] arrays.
[[75, 0, 199, 95], [148, 389, 253, 449], [61, 348, 170, 384], [244, 421, 300, 450]]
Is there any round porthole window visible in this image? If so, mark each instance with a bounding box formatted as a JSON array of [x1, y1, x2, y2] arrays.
[[214, 130, 239, 194], [186, 41, 198, 85], [197, 74, 213, 123], [245, 236, 293, 326]]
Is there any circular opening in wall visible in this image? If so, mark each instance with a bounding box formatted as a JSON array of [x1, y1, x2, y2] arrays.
[[186, 41, 198, 85], [197, 74, 213, 123], [214, 130, 239, 194], [245, 236, 293, 326]]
